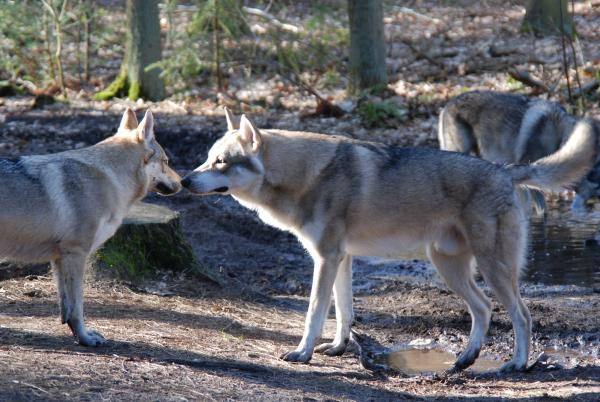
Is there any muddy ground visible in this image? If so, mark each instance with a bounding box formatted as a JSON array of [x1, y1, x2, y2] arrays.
[[0, 109, 598, 401]]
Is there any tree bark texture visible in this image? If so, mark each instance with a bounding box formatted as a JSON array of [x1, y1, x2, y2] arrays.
[[94, 0, 165, 101], [347, 0, 388, 94]]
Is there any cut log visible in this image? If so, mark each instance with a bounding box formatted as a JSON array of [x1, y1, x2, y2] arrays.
[[93, 202, 215, 283]]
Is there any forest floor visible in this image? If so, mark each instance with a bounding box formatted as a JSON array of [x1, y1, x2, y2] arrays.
[[1, 0, 600, 401]]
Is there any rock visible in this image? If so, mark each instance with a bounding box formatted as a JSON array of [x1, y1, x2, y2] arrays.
[[93, 202, 216, 283]]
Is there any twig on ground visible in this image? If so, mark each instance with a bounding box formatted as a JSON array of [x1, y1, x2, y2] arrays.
[[12, 380, 49, 395]]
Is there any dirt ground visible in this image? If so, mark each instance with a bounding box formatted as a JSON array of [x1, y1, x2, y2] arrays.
[[2, 0, 600, 400]]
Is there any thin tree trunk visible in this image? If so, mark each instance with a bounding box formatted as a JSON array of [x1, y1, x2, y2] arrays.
[[42, 0, 68, 97], [347, 0, 387, 94], [213, 0, 224, 91], [54, 12, 66, 97], [83, 0, 92, 82], [42, 11, 57, 84]]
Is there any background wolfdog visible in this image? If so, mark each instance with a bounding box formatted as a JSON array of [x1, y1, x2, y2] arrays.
[[439, 90, 600, 210]]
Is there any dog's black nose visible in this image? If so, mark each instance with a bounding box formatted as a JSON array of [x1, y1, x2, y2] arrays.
[[181, 176, 192, 188]]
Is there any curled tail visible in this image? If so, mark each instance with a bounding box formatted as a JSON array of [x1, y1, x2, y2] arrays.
[[508, 118, 598, 191]]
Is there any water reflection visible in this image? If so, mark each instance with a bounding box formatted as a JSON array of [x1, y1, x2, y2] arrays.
[[383, 348, 500, 375], [526, 202, 600, 288]]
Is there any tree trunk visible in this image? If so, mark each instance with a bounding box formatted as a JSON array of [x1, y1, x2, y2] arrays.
[[521, 0, 574, 37], [94, 0, 165, 101], [347, 0, 387, 94]]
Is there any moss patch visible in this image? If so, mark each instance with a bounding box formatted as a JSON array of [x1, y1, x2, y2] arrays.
[[93, 203, 216, 284], [127, 80, 141, 101], [93, 70, 128, 101]]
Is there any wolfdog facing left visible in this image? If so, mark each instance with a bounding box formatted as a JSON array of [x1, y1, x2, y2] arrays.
[[0, 108, 181, 346], [182, 109, 595, 373]]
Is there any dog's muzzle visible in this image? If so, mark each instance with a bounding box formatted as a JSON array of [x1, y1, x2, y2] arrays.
[[155, 182, 180, 195], [181, 175, 228, 194]]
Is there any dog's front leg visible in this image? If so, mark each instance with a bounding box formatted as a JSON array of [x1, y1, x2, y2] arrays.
[[58, 249, 106, 346], [281, 253, 341, 363], [315, 254, 353, 356], [52, 259, 71, 324]]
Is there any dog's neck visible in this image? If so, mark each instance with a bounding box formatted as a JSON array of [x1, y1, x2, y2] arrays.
[[88, 138, 149, 203], [233, 131, 339, 229]]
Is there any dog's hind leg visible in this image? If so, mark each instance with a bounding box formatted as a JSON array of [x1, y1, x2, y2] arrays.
[[58, 249, 106, 346], [471, 211, 531, 372], [315, 254, 353, 356], [427, 245, 492, 372], [477, 258, 531, 372]]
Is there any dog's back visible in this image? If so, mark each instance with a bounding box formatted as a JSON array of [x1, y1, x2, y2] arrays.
[[439, 91, 576, 164]]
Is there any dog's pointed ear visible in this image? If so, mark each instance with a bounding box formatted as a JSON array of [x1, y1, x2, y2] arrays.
[[238, 114, 262, 152], [119, 107, 138, 133], [137, 109, 155, 145], [224, 107, 239, 131]]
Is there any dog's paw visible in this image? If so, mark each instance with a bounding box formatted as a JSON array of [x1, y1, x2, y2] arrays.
[[314, 339, 348, 356], [76, 329, 107, 347], [499, 360, 527, 373], [443, 364, 465, 376], [280, 349, 312, 363]]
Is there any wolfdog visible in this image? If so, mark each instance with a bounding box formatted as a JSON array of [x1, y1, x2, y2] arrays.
[[439, 90, 600, 210], [182, 109, 595, 372], [0, 108, 181, 346]]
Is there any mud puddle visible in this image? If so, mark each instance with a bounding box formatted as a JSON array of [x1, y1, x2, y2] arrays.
[[379, 348, 500, 375], [526, 202, 600, 288], [377, 345, 586, 376]]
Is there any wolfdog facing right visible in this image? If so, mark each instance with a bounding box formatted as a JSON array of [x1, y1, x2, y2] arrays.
[[438, 90, 600, 211]]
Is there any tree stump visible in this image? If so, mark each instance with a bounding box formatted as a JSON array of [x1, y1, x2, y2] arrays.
[[93, 202, 214, 283], [0, 202, 211, 283]]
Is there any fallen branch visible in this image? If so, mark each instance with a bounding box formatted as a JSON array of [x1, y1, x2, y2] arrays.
[[396, 6, 441, 24], [489, 44, 518, 57], [568, 79, 599, 100], [243, 6, 300, 33], [399, 38, 446, 70], [508, 68, 550, 93]]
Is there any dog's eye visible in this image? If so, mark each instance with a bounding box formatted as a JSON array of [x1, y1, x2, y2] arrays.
[[216, 156, 227, 165]]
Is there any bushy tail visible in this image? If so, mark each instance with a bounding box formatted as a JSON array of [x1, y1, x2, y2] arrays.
[[508, 118, 598, 191]]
